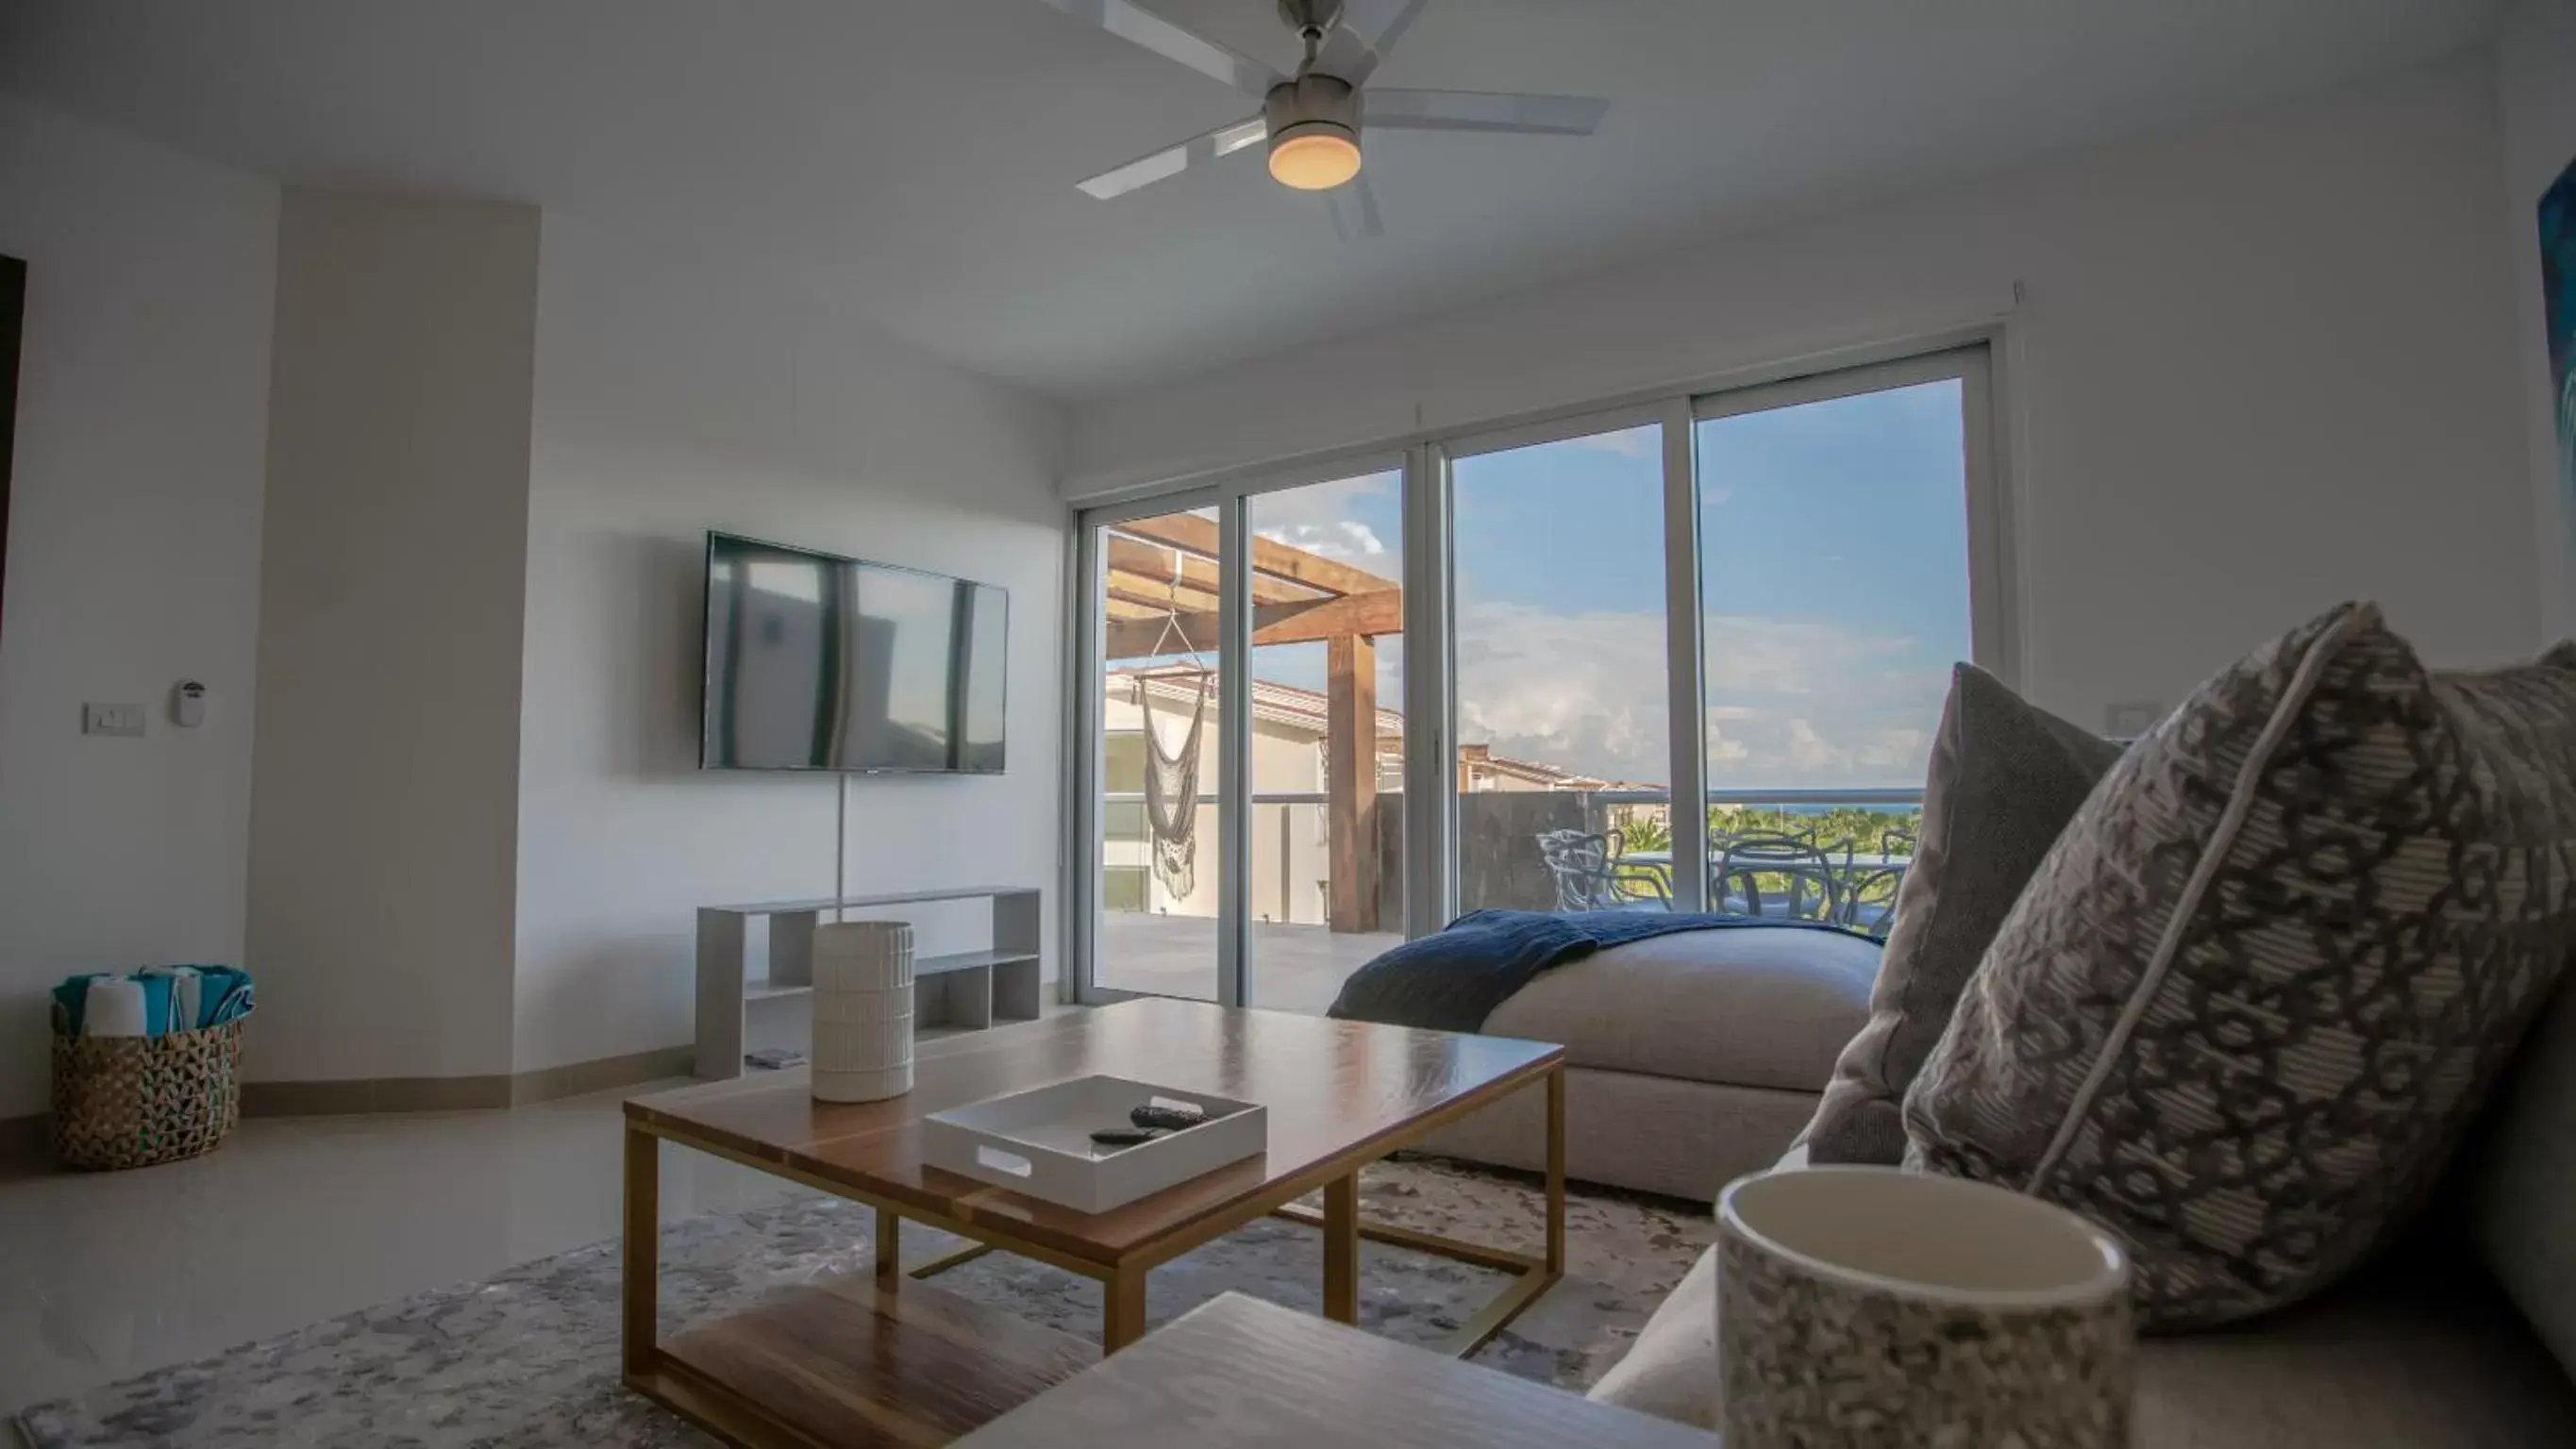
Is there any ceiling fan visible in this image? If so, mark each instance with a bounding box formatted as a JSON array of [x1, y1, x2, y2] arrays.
[[1035, 0, 1609, 238]]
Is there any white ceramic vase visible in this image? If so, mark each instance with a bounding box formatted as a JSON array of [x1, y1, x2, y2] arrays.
[[1715, 1166, 2133, 1447], [811, 921, 914, 1103]]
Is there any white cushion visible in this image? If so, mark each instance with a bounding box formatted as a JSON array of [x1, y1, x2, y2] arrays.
[[1482, 927, 1878, 1091], [1586, 1241, 1718, 1429]]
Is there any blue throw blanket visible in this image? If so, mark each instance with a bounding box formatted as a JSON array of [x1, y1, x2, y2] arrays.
[[1328, 909, 1864, 1033]]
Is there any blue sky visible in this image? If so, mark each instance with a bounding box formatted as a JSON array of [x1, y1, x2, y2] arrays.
[[1147, 379, 1971, 790]]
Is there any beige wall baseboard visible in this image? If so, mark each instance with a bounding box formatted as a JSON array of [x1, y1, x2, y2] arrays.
[[2, 1046, 696, 1164], [241, 1044, 695, 1118], [508, 1045, 695, 1107]]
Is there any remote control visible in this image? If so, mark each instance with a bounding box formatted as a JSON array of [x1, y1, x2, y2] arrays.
[[1129, 1102, 1209, 1132], [1090, 1126, 1163, 1148]]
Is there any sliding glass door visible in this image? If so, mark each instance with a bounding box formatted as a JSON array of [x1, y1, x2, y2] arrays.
[[1693, 352, 1988, 930], [1445, 414, 1672, 916], [1243, 472, 1404, 1011], [1091, 505, 1232, 1002], [1076, 460, 1410, 1011], [1073, 342, 2004, 1007]]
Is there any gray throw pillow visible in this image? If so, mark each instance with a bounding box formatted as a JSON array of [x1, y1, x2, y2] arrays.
[[1798, 664, 2122, 1164], [1905, 603, 2576, 1331]]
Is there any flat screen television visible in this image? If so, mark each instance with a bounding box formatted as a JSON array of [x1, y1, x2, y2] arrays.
[[700, 531, 1007, 773]]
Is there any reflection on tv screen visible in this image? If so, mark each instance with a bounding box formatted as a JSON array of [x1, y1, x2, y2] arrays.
[[702, 534, 1007, 773]]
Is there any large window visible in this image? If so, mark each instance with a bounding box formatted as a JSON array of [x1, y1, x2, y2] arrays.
[[1691, 355, 1984, 929], [1448, 419, 1670, 915], [1072, 344, 2002, 1008]]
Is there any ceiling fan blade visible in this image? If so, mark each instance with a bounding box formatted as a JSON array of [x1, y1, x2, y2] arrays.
[[1327, 174, 1385, 241], [1032, 0, 1286, 98], [1363, 89, 1608, 135], [1077, 114, 1268, 199], [1312, 0, 1429, 89]]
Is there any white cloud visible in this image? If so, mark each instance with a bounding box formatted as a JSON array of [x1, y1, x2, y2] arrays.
[[1247, 472, 1399, 575], [1561, 426, 1658, 462], [1454, 602, 1670, 784], [1257, 520, 1387, 560], [1447, 601, 1951, 788]]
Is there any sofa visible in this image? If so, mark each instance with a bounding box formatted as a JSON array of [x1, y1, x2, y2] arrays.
[[1402, 915, 2576, 1441], [1566, 614, 2576, 1442], [1412, 924, 1881, 1202], [1587, 974, 2576, 1443], [1412, 611, 2576, 1442]]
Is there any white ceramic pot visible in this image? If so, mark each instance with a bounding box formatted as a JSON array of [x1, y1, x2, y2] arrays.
[[1715, 1166, 2133, 1447], [811, 922, 914, 1103]]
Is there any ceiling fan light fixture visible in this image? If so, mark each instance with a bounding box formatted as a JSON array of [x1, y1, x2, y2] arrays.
[[1268, 125, 1362, 190], [1263, 73, 1362, 191]]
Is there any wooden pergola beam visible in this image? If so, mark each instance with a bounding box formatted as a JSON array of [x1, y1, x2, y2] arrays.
[[1112, 512, 1395, 599], [1327, 632, 1379, 933], [1103, 534, 1318, 608], [1107, 568, 1221, 615], [1101, 589, 1401, 660]]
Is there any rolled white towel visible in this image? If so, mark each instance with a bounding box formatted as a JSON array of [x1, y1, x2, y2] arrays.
[[84, 977, 148, 1038]]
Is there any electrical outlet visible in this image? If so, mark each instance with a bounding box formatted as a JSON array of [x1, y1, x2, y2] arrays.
[[83, 703, 146, 738]]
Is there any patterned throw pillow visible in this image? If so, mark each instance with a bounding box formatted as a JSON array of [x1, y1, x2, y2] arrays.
[[1903, 603, 2576, 1331]]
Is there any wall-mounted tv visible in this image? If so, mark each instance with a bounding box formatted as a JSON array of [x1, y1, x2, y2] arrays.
[[700, 531, 1007, 774]]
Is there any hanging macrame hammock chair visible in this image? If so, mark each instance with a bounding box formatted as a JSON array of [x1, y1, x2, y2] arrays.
[[1138, 673, 1208, 900], [1136, 558, 1211, 901]]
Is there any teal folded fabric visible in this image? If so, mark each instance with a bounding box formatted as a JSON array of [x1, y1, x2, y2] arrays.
[[194, 965, 254, 1027]]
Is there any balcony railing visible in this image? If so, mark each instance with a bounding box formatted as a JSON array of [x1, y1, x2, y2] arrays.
[[1104, 786, 1925, 929]]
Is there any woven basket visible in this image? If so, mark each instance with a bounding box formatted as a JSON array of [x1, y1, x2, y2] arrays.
[[50, 1005, 248, 1171]]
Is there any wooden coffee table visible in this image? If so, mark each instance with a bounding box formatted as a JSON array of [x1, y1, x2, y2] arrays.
[[622, 998, 1567, 1448]]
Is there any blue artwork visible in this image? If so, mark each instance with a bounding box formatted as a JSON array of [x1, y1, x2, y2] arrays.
[[2548, 154, 2576, 511]]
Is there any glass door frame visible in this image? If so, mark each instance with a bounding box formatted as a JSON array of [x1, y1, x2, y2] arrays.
[[1430, 401, 1690, 914], [1070, 449, 1412, 1008], [1682, 344, 2009, 913], [1066, 334, 2016, 1004]]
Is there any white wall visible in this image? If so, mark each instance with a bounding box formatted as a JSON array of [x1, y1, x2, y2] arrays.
[[1070, 56, 2537, 726], [512, 219, 1066, 1074], [246, 190, 539, 1082], [0, 98, 276, 1120], [2499, 0, 2576, 642]]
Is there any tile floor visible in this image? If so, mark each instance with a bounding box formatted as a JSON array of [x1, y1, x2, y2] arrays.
[[1095, 913, 1401, 1012], [0, 1079, 809, 1416]]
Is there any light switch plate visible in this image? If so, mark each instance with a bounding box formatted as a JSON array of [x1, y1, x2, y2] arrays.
[[83, 703, 146, 738]]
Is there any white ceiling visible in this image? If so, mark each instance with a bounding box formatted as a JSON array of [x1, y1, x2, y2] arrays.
[[0, 0, 2502, 401]]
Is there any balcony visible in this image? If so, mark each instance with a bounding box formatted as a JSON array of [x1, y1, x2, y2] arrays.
[[1098, 786, 1922, 1011]]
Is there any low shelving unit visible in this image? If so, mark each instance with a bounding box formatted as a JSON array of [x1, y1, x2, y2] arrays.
[[694, 885, 1042, 1081]]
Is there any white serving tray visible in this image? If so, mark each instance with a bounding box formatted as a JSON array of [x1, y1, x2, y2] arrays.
[[922, 1074, 1266, 1214]]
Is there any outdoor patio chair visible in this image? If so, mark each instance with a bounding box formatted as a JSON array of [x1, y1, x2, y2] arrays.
[[1835, 847, 1904, 935], [1711, 832, 1839, 922], [1535, 829, 1670, 913], [1817, 821, 1917, 935]]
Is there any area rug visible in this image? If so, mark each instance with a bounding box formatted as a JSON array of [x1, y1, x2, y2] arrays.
[[10, 1158, 1712, 1447]]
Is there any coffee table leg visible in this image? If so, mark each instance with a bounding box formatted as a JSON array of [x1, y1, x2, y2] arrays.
[[1105, 1269, 1147, 1353], [1323, 1173, 1361, 1324], [1546, 1064, 1565, 1277], [623, 1124, 659, 1377], [876, 1205, 901, 1290]]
